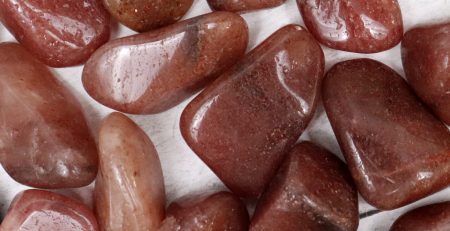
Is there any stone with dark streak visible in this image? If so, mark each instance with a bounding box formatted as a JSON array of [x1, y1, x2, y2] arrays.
[[207, 0, 286, 12]]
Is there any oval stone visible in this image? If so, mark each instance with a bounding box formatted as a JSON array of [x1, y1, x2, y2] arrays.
[[390, 202, 450, 231], [323, 58, 450, 210], [1, 190, 98, 231], [402, 23, 450, 125], [103, 0, 193, 32], [207, 0, 286, 12], [180, 25, 324, 197], [0, 0, 110, 67], [250, 142, 359, 231], [159, 192, 249, 231], [83, 12, 248, 114], [94, 113, 165, 231], [297, 0, 403, 53], [0, 43, 98, 188]]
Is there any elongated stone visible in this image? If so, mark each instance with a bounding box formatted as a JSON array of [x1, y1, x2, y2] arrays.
[[1, 189, 98, 231], [0, 0, 110, 67], [180, 25, 324, 197], [402, 23, 450, 125], [83, 12, 248, 114], [159, 192, 249, 231], [297, 0, 403, 53], [323, 58, 450, 210], [94, 112, 165, 231], [103, 0, 193, 32], [250, 142, 358, 231], [207, 0, 286, 12], [0, 43, 98, 188], [390, 202, 450, 231]]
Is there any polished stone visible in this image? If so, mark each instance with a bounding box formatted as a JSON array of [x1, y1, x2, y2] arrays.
[[297, 0, 403, 53], [207, 0, 286, 12], [390, 202, 450, 231], [323, 58, 450, 210], [180, 25, 324, 197], [0, 43, 98, 188], [402, 23, 450, 125], [250, 142, 359, 231], [94, 113, 165, 231], [0, 0, 110, 67], [83, 12, 248, 114]]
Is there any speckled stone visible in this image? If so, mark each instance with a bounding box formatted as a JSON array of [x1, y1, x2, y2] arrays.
[[207, 0, 286, 12], [390, 202, 450, 231]]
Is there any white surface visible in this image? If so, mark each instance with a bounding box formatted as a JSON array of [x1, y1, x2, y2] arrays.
[[0, 0, 450, 230]]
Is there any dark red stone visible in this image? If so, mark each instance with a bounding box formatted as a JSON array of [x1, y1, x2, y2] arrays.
[[83, 12, 248, 114], [180, 25, 324, 197], [390, 202, 450, 231], [207, 0, 286, 12], [402, 23, 450, 125], [323, 58, 450, 210], [250, 142, 359, 231], [159, 192, 249, 231], [0, 0, 110, 67], [297, 0, 403, 53], [1, 189, 98, 231]]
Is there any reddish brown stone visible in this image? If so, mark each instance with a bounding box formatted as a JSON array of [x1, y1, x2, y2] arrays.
[[159, 192, 249, 231], [390, 202, 450, 231], [297, 0, 403, 53], [103, 0, 193, 32], [0, 0, 110, 67], [83, 12, 248, 114], [1, 189, 98, 231], [0, 43, 98, 189], [207, 0, 286, 12], [250, 142, 359, 231], [402, 23, 450, 125], [323, 58, 450, 210], [94, 113, 165, 231], [180, 25, 324, 197]]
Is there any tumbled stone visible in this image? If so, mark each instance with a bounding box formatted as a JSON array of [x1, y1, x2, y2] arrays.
[[402, 23, 450, 125], [159, 192, 249, 231], [0, 0, 110, 67], [0, 43, 98, 188], [207, 0, 286, 12], [390, 202, 450, 231], [1, 189, 98, 231], [250, 142, 359, 231], [103, 0, 193, 32], [180, 25, 324, 197], [297, 0, 403, 53], [323, 58, 450, 210], [94, 112, 165, 231], [83, 12, 248, 114]]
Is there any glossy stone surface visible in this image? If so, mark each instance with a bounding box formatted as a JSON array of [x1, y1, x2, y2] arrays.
[[159, 192, 249, 231], [250, 142, 358, 231], [94, 113, 165, 231], [1, 189, 98, 231], [180, 25, 324, 197], [207, 0, 286, 12], [297, 0, 403, 53], [402, 23, 450, 125], [0, 43, 98, 188], [103, 0, 193, 32], [0, 0, 110, 67], [323, 59, 450, 210], [83, 12, 248, 114], [390, 202, 450, 231]]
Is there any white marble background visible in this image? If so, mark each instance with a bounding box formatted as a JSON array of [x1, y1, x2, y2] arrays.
[[0, 0, 450, 230]]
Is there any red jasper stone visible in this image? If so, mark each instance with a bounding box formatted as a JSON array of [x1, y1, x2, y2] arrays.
[[250, 142, 359, 231], [323, 58, 450, 210], [1, 190, 98, 231], [297, 0, 403, 53], [159, 192, 249, 231], [207, 0, 286, 12], [390, 202, 450, 231], [0, 43, 98, 188], [0, 0, 110, 67], [83, 12, 248, 114], [180, 25, 324, 197], [402, 23, 450, 125]]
